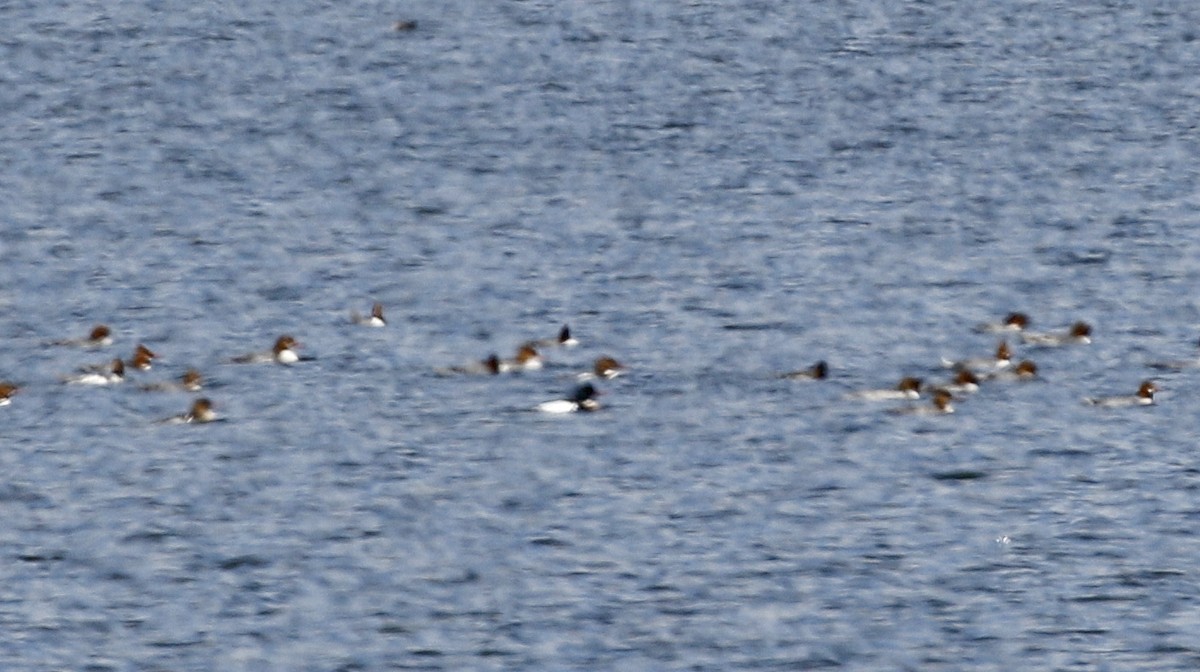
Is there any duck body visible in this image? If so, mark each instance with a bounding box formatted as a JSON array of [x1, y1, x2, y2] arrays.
[[890, 389, 955, 415], [537, 383, 600, 413], [231, 336, 301, 365], [974, 312, 1030, 334], [351, 303, 386, 327], [780, 360, 828, 381], [160, 398, 217, 424], [65, 359, 125, 385], [1022, 321, 1092, 346], [941, 341, 1012, 373], [847, 377, 922, 401], [1084, 381, 1156, 407]]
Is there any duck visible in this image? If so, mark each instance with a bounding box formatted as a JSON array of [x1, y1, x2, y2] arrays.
[[983, 360, 1038, 381], [974, 312, 1030, 334], [941, 340, 1012, 373], [64, 358, 125, 385], [534, 324, 578, 348], [159, 398, 217, 424], [351, 302, 386, 327], [499, 343, 543, 372], [1084, 380, 1156, 407], [536, 383, 601, 413], [890, 388, 955, 415], [0, 382, 18, 406], [140, 368, 204, 392], [937, 369, 980, 394], [230, 335, 301, 365], [78, 343, 155, 375], [436, 354, 502, 376], [780, 360, 828, 380], [847, 377, 923, 401], [1021, 321, 1092, 346], [1148, 338, 1200, 371], [51, 324, 113, 348], [580, 356, 626, 380], [126, 344, 158, 371]]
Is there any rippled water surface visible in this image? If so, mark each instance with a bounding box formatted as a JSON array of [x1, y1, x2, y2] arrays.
[[4, 1, 1200, 669]]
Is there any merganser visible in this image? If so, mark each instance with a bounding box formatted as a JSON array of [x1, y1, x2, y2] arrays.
[[1084, 380, 1156, 407], [780, 360, 828, 380], [230, 335, 301, 365], [938, 369, 980, 394], [141, 368, 204, 392], [64, 358, 125, 385], [438, 353, 501, 376], [536, 383, 600, 413], [891, 388, 955, 415], [351, 303, 386, 327], [159, 398, 217, 424], [983, 360, 1038, 381], [974, 312, 1030, 334], [79, 343, 155, 375], [592, 356, 625, 379], [534, 324, 578, 348], [847, 377, 923, 401], [499, 343, 543, 372], [576, 355, 626, 381], [0, 382, 18, 406], [941, 341, 1012, 373], [1148, 338, 1200, 371], [1021, 321, 1092, 346], [51, 324, 113, 348], [127, 344, 157, 371]]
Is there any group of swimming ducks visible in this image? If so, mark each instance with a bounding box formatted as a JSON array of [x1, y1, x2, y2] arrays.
[[778, 311, 1163, 414], [427, 314, 627, 413], [0, 307, 1175, 422], [0, 303, 627, 422]]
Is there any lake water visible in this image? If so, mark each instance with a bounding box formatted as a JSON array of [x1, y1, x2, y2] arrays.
[[3, 1, 1200, 669]]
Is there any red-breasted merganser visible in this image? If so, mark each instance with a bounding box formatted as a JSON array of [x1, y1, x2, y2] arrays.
[[230, 335, 301, 365], [1084, 380, 1156, 407], [941, 341, 1012, 373], [159, 398, 217, 424], [1148, 338, 1200, 371], [141, 368, 204, 392], [1022, 321, 1092, 346], [780, 360, 828, 381], [983, 360, 1038, 381], [847, 377, 923, 401], [127, 344, 157, 371], [937, 369, 980, 394], [974, 312, 1030, 334], [64, 358, 125, 385], [351, 303, 386, 327], [577, 356, 626, 381], [436, 354, 502, 376], [0, 382, 18, 406], [51, 324, 113, 348], [890, 388, 955, 415], [499, 343, 543, 372]]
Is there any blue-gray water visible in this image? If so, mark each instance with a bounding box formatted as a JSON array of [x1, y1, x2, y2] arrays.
[[3, 1, 1200, 669]]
